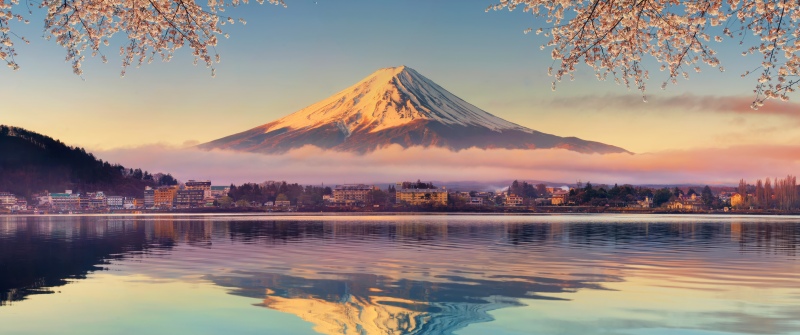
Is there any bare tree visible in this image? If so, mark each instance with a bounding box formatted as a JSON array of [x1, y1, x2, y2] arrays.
[[755, 179, 764, 208], [737, 178, 747, 203], [764, 177, 773, 209]]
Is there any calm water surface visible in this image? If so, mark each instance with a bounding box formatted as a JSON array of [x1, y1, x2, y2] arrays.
[[0, 214, 798, 335]]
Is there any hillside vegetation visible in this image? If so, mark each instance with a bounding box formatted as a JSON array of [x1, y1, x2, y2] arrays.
[[0, 125, 162, 198]]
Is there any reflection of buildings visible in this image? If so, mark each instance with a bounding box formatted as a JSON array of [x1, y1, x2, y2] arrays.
[[731, 222, 742, 241], [151, 217, 220, 246]]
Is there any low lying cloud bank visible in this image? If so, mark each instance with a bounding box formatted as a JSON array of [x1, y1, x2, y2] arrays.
[[547, 93, 800, 118], [94, 144, 800, 186]]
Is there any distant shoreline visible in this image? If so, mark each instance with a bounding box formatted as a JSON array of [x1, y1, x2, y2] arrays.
[[4, 207, 800, 216]]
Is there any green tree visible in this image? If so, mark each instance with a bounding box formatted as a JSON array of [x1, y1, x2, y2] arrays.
[[653, 188, 673, 207], [368, 189, 388, 205], [158, 174, 178, 186], [701, 186, 714, 207], [217, 196, 233, 208]]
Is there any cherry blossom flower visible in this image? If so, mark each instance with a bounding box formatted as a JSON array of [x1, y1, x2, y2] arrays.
[[491, 0, 800, 107], [1, 0, 285, 76]]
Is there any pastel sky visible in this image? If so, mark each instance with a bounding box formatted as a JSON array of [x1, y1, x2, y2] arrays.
[[2, 0, 799, 184]]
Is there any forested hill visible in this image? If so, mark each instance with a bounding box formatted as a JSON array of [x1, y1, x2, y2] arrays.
[[0, 125, 167, 198]]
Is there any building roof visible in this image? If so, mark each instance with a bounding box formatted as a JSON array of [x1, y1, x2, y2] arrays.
[[396, 188, 446, 193], [334, 184, 373, 190]]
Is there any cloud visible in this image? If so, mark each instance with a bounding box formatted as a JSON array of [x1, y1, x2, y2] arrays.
[[92, 144, 800, 186], [547, 93, 800, 118]]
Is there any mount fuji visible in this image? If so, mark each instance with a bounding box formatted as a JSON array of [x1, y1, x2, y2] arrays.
[[200, 66, 629, 154]]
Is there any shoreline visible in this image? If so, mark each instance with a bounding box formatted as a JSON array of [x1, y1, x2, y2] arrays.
[[4, 207, 800, 217]]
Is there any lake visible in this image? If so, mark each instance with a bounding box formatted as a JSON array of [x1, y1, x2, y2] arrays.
[[1, 214, 798, 335]]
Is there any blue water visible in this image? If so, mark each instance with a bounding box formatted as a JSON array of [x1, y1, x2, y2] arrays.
[[1, 214, 798, 335]]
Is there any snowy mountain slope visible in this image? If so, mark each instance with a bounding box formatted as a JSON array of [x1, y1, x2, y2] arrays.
[[200, 66, 629, 154]]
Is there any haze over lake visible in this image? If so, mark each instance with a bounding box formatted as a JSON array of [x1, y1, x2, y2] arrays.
[[1, 214, 799, 335]]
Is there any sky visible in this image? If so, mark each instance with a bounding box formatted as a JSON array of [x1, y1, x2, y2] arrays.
[[2, 0, 799, 185]]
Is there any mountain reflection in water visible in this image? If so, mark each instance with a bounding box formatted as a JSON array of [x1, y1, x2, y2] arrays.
[[208, 270, 611, 335], [1, 214, 799, 335]]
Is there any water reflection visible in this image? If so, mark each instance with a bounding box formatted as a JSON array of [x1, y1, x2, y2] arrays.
[[0, 217, 160, 305], [208, 270, 613, 335], [1, 215, 799, 335]]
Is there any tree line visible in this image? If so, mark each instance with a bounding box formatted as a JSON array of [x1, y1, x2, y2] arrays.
[[224, 182, 332, 207], [0, 125, 173, 198], [737, 176, 799, 210]]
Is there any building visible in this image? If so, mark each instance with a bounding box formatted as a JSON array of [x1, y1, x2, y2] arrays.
[[469, 197, 488, 205], [185, 180, 211, 191], [666, 198, 705, 211], [546, 186, 571, 194], [153, 186, 178, 208], [186, 180, 212, 198], [505, 194, 524, 207], [551, 193, 569, 206], [275, 200, 292, 207], [80, 192, 107, 210], [144, 187, 155, 208], [175, 189, 205, 208], [12, 199, 28, 211], [107, 196, 124, 209], [210, 186, 230, 198], [396, 188, 448, 206], [123, 198, 136, 210], [627, 196, 653, 208], [0, 192, 17, 209], [49, 191, 81, 210], [333, 184, 375, 204], [35, 193, 50, 206]]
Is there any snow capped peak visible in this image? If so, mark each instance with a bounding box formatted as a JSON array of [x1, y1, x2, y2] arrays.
[[258, 66, 531, 135], [202, 66, 630, 154]]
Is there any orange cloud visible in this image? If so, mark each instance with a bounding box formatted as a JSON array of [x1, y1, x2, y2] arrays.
[[93, 144, 800, 186]]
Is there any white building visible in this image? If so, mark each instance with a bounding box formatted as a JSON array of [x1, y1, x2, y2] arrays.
[[210, 186, 230, 198], [107, 196, 124, 209], [0, 192, 17, 209], [48, 191, 81, 210]]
